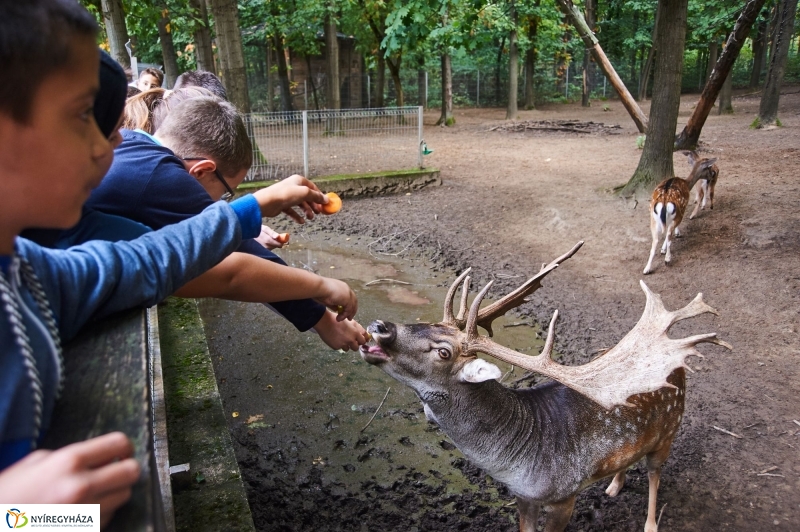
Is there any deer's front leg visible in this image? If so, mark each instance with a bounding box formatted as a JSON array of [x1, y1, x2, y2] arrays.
[[516, 497, 541, 532], [689, 185, 704, 219], [543, 496, 576, 532]]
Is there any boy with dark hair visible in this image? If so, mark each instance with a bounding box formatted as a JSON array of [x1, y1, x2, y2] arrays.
[[137, 66, 164, 91], [0, 0, 333, 522], [173, 70, 228, 100], [88, 94, 368, 350]]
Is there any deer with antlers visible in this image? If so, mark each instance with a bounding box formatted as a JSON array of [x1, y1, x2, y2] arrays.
[[681, 150, 720, 220], [643, 156, 718, 275], [361, 243, 730, 532]]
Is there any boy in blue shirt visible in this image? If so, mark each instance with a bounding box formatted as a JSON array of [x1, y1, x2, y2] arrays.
[[0, 0, 335, 524], [87, 93, 368, 351]]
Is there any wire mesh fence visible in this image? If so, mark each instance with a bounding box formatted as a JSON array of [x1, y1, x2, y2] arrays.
[[244, 106, 422, 182]]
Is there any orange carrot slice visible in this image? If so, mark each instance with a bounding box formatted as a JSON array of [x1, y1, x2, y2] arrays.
[[276, 233, 290, 244], [320, 192, 342, 215]]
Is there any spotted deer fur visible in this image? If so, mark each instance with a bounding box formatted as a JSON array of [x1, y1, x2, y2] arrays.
[[681, 150, 720, 219], [643, 156, 718, 275]]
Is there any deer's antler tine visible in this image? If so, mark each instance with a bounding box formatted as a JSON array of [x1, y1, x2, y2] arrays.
[[442, 268, 472, 326], [454, 276, 472, 326], [540, 310, 559, 360], [466, 281, 494, 343], [476, 242, 584, 336]]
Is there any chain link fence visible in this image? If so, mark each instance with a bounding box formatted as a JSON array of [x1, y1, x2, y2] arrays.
[[244, 106, 423, 182]]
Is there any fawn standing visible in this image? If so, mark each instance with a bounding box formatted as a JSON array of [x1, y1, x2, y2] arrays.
[[681, 150, 720, 219]]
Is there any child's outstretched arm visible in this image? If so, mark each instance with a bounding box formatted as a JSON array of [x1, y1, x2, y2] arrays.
[[173, 251, 359, 321], [0, 432, 139, 528]]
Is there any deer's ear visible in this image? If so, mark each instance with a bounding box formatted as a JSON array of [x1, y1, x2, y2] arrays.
[[458, 358, 502, 383]]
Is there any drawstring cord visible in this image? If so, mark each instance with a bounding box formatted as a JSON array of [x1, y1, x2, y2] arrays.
[[0, 256, 63, 448]]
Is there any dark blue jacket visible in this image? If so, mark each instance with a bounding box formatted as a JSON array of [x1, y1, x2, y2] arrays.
[[85, 130, 325, 331]]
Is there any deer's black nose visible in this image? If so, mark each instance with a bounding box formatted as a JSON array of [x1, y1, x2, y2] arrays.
[[369, 320, 396, 344]]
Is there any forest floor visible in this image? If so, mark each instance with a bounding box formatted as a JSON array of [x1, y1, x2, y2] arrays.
[[218, 86, 800, 531]]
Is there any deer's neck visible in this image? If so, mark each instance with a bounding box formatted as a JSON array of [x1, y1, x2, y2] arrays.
[[421, 380, 546, 472]]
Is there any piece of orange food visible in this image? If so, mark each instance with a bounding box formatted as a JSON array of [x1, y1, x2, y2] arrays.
[[276, 233, 290, 244], [320, 192, 342, 215]]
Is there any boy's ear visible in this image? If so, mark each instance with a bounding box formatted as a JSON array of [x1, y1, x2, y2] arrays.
[[184, 159, 216, 181]]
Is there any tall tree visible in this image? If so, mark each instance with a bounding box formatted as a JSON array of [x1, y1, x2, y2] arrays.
[[273, 34, 294, 111], [675, 0, 767, 149], [438, 53, 454, 125], [749, 15, 768, 87], [417, 58, 428, 109], [620, 0, 689, 196], [325, 5, 341, 110], [189, 0, 215, 72], [156, 7, 180, 88], [207, 0, 250, 112], [101, 0, 130, 68], [523, 12, 540, 109], [581, 0, 595, 106], [756, 0, 797, 127], [718, 69, 733, 113], [638, 2, 660, 101], [555, 0, 648, 133], [506, 1, 519, 119]]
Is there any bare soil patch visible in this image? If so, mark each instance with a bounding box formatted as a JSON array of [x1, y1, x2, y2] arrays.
[[308, 87, 800, 530]]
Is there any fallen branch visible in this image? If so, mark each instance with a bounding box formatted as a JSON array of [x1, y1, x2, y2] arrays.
[[757, 473, 785, 478], [758, 466, 778, 474], [657, 503, 667, 526], [360, 387, 391, 433], [365, 278, 412, 287], [712, 425, 743, 439]]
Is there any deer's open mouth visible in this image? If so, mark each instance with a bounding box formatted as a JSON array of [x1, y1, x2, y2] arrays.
[[360, 344, 389, 364]]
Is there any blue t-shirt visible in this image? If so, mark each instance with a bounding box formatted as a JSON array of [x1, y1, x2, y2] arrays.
[[85, 130, 325, 331]]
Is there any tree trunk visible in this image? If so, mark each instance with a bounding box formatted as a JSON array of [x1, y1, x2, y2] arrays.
[[100, 0, 130, 68], [437, 53, 454, 126], [756, 0, 797, 127], [157, 9, 180, 89], [718, 69, 733, 114], [706, 39, 719, 83], [749, 16, 768, 87], [524, 14, 539, 109], [581, 0, 595, 106], [376, 54, 385, 107], [305, 55, 320, 110], [555, 0, 648, 133], [495, 37, 505, 106], [638, 1, 661, 101], [621, 0, 689, 196], [675, 0, 768, 149], [629, 11, 640, 88], [325, 11, 341, 110], [506, 2, 519, 119], [265, 42, 274, 111], [386, 57, 404, 107], [417, 67, 428, 109], [207, 0, 250, 112], [274, 35, 294, 112], [189, 0, 215, 72]]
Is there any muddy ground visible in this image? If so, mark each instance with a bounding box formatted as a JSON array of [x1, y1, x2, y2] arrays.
[[210, 87, 799, 531]]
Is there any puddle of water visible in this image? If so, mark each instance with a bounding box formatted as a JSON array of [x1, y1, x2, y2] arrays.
[[198, 232, 548, 517]]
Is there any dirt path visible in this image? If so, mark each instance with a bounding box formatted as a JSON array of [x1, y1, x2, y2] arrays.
[[313, 88, 800, 530]]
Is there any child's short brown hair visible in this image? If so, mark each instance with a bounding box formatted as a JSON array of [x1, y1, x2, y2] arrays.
[[157, 96, 252, 177], [140, 67, 164, 87], [0, 0, 98, 123]]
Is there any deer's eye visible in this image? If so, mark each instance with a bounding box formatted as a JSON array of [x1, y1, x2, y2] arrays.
[[437, 348, 451, 360]]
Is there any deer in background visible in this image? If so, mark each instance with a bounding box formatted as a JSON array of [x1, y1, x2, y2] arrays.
[[643, 156, 718, 275], [361, 243, 730, 532], [681, 150, 720, 220]]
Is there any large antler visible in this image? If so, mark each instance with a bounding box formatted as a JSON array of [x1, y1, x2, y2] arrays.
[[465, 280, 732, 410], [442, 241, 584, 335]]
